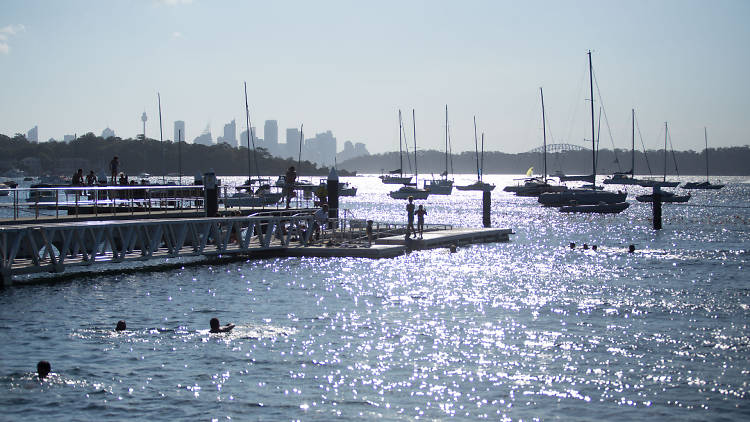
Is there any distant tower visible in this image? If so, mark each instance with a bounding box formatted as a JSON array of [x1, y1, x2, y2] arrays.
[[141, 111, 148, 139]]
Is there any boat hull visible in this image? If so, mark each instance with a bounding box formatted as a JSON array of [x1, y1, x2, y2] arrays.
[[456, 182, 495, 192], [389, 188, 430, 200], [682, 182, 724, 190], [559, 202, 629, 214], [425, 179, 453, 195], [538, 189, 627, 207], [380, 175, 413, 185], [635, 193, 690, 203]]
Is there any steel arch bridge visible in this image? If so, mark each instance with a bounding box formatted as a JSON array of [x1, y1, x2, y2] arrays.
[[526, 143, 590, 154]]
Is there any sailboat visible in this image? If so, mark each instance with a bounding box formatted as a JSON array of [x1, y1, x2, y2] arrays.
[[424, 105, 454, 195], [390, 109, 430, 200], [539, 51, 628, 212], [603, 109, 646, 185], [226, 82, 283, 207], [456, 116, 495, 192], [380, 110, 414, 185], [635, 122, 690, 203], [683, 127, 724, 190], [638, 122, 680, 188], [505, 87, 567, 197]]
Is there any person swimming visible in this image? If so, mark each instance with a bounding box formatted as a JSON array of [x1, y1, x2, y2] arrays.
[[209, 317, 235, 333], [115, 320, 127, 331], [37, 360, 51, 379]]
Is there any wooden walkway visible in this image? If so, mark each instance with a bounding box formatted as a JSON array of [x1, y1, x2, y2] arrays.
[[0, 215, 512, 285]]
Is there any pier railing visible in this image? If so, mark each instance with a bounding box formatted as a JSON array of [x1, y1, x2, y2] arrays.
[[0, 214, 316, 283], [0, 184, 293, 221]]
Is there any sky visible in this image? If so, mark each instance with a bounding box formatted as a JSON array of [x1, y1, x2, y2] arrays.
[[1, 0, 749, 154]]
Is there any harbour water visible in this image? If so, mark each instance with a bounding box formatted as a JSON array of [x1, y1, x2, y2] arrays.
[[1, 175, 749, 421]]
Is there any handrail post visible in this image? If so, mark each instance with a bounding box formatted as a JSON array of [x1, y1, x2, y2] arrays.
[[55, 189, 59, 219]]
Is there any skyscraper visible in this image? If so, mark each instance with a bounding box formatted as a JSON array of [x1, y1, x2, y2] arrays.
[[26, 125, 38, 143], [101, 127, 115, 139], [218, 119, 237, 147], [174, 121, 185, 143], [264, 120, 278, 154], [285, 127, 301, 159]]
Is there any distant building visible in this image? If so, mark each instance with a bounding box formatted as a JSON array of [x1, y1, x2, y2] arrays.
[[63, 134, 75, 143], [263, 120, 278, 154], [305, 131, 337, 167], [217, 119, 237, 147], [193, 125, 213, 146], [174, 120, 186, 143], [338, 140, 370, 162], [101, 127, 115, 139], [238, 126, 259, 149], [27, 125, 38, 143], [284, 127, 301, 159]]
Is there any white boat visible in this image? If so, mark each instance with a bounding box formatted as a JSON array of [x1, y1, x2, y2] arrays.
[[318, 180, 357, 197], [457, 117, 495, 192], [424, 105, 454, 195], [390, 109, 430, 200], [0, 183, 10, 196], [505, 89, 568, 197], [424, 178, 453, 195], [560, 201, 630, 214], [537, 51, 627, 213], [389, 185, 429, 200], [683, 128, 725, 190], [381, 110, 413, 186]]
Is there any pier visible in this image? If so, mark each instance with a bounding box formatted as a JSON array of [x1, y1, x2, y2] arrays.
[[0, 213, 513, 285]]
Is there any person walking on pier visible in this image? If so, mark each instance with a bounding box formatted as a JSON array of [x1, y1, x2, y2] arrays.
[[284, 166, 297, 209], [416, 204, 427, 238], [406, 196, 416, 238], [109, 156, 119, 184]]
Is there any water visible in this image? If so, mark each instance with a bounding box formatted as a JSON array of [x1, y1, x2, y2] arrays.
[[1, 175, 749, 421]]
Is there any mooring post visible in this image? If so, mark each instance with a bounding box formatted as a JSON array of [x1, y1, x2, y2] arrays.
[[203, 171, 218, 217], [482, 191, 491, 228], [652, 186, 662, 230], [327, 167, 339, 229]]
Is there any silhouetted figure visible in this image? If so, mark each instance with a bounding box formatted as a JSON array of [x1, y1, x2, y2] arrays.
[[406, 196, 416, 238], [313, 204, 329, 239], [570, 242, 576, 249], [583, 243, 589, 250], [115, 320, 127, 331], [628, 244, 636, 253], [72, 168, 84, 185], [85, 170, 96, 186], [592, 245, 598, 251], [284, 166, 297, 209], [449, 244, 457, 253], [366, 220, 373, 246], [209, 317, 235, 333], [109, 156, 119, 184], [415, 204, 427, 238], [37, 360, 51, 379]]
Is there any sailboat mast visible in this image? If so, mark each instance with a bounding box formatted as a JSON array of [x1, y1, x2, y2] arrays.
[[398, 109, 403, 178], [158, 92, 165, 184], [444, 105, 449, 180], [631, 108, 635, 175], [412, 109, 418, 184], [480, 133, 485, 182], [473, 116, 480, 181], [587, 50, 596, 186], [297, 124, 303, 171], [243, 82, 253, 182], [540, 87, 547, 183], [664, 122, 669, 182], [704, 127, 709, 183]]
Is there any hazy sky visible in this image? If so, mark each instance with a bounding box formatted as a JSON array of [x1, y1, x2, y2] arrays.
[[1, 0, 748, 154]]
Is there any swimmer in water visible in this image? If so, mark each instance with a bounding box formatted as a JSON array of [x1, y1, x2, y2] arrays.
[[115, 320, 127, 331], [209, 317, 235, 333], [37, 360, 51, 379]]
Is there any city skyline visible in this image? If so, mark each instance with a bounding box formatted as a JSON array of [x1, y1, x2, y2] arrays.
[[1, 0, 749, 155]]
